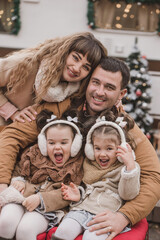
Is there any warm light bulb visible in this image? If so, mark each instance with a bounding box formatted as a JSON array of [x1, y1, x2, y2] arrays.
[[116, 4, 121, 8], [115, 23, 122, 29]]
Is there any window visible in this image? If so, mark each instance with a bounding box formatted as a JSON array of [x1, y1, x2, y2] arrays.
[[87, 0, 160, 34], [0, 0, 20, 35]]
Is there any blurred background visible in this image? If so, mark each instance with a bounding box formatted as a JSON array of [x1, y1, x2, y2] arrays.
[[0, 0, 160, 237]]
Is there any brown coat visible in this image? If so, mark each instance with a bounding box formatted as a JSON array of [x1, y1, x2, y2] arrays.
[[13, 144, 84, 213], [0, 52, 38, 109], [0, 98, 159, 225], [0, 97, 71, 184]]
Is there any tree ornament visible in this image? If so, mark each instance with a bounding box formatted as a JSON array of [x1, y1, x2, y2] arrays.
[[140, 67, 146, 73], [124, 104, 133, 112], [146, 132, 151, 140], [130, 112, 137, 120], [136, 89, 142, 97], [137, 73, 141, 78], [122, 37, 153, 141], [141, 102, 148, 110], [135, 108, 144, 118]]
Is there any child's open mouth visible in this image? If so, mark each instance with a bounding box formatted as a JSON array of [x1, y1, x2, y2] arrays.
[[100, 159, 109, 167], [55, 153, 63, 163]]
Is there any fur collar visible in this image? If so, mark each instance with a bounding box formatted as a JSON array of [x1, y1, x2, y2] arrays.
[[41, 81, 80, 102], [35, 61, 80, 102]]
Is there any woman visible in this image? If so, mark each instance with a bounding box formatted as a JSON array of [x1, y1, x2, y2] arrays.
[[0, 32, 107, 125]]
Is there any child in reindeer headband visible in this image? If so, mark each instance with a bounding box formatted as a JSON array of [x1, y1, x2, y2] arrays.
[[52, 110, 140, 240], [0, 109, 84, 240]]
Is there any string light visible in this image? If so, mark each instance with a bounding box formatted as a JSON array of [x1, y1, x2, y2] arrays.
[[116, 3, 121, 8], [0, 0, 20, 35], [87, 0, 160, 35], [115, 23, 122, 29]]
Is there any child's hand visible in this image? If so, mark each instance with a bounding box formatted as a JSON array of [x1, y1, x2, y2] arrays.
[[22, 194, 40, 211], [116, 143, 135, 171], [11, 181, 25, 194], [61, 182, 80, 202]]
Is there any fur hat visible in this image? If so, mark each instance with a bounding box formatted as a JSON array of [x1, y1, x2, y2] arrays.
[[38, 115, 83, 157], [85, 117, 135, 163]]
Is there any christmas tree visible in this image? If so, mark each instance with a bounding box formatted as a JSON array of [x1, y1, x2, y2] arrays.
[[122, 38, 153, 140]]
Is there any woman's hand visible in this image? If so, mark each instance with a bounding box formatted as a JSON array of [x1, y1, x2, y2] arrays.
[[11, 105, 38, 123], [87, 210, 129, 240], [22, 194, 40, 211]]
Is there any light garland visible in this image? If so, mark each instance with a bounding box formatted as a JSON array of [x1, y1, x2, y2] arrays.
[[0, 0, 20, 35], [87, 0, 160, 35], [11, 0, 21, 35]]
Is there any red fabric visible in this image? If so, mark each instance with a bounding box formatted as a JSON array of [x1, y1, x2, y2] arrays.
[[37, 218, 148, 240], [37, 231, 47, 240], [114, 218, 148, 240]]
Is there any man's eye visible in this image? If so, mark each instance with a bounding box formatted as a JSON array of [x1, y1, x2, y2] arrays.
[[92, 80, 99, 85], [106, 85, 115, 91]]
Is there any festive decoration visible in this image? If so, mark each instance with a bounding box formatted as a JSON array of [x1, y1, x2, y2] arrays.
[[11, 0, 21, 35], [122, 38, 154, 140], [110, 0, 160, 3], [87, 0, 160, 35], [87, 0, 96, 29], [0, 0, 20, 35]]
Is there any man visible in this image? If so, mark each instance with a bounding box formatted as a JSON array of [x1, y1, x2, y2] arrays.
[[0, 57, 159, 240]]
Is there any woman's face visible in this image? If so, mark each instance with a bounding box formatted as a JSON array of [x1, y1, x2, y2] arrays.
[[62, 51, 92, 82]]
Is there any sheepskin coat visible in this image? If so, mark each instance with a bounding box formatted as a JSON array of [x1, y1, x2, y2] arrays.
[[70, 160, 140, 215], [13, 144, 84, 213], [0, 97, 159, 225]]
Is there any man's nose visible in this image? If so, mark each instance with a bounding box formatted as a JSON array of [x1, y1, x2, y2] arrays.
[[97, 85, 105, 96]]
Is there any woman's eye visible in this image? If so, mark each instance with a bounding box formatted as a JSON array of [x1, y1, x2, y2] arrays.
[[83, 65, 90, 72], [73, 55, 78, 61]]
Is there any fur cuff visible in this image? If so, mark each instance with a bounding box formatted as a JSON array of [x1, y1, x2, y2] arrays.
[[0, 186, 25, 207], [121, 162, 140, 179]]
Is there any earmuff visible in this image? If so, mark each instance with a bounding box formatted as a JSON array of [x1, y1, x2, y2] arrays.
[[85, 121, 135, 163], [38, 120, 82, 157]]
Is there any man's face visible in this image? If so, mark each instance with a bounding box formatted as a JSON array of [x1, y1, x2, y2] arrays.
[[86, 66, 127, 115]]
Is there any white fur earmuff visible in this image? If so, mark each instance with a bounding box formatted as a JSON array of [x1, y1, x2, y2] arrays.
[[85, 120, 135, 163], [38, 119, 82, 157]]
